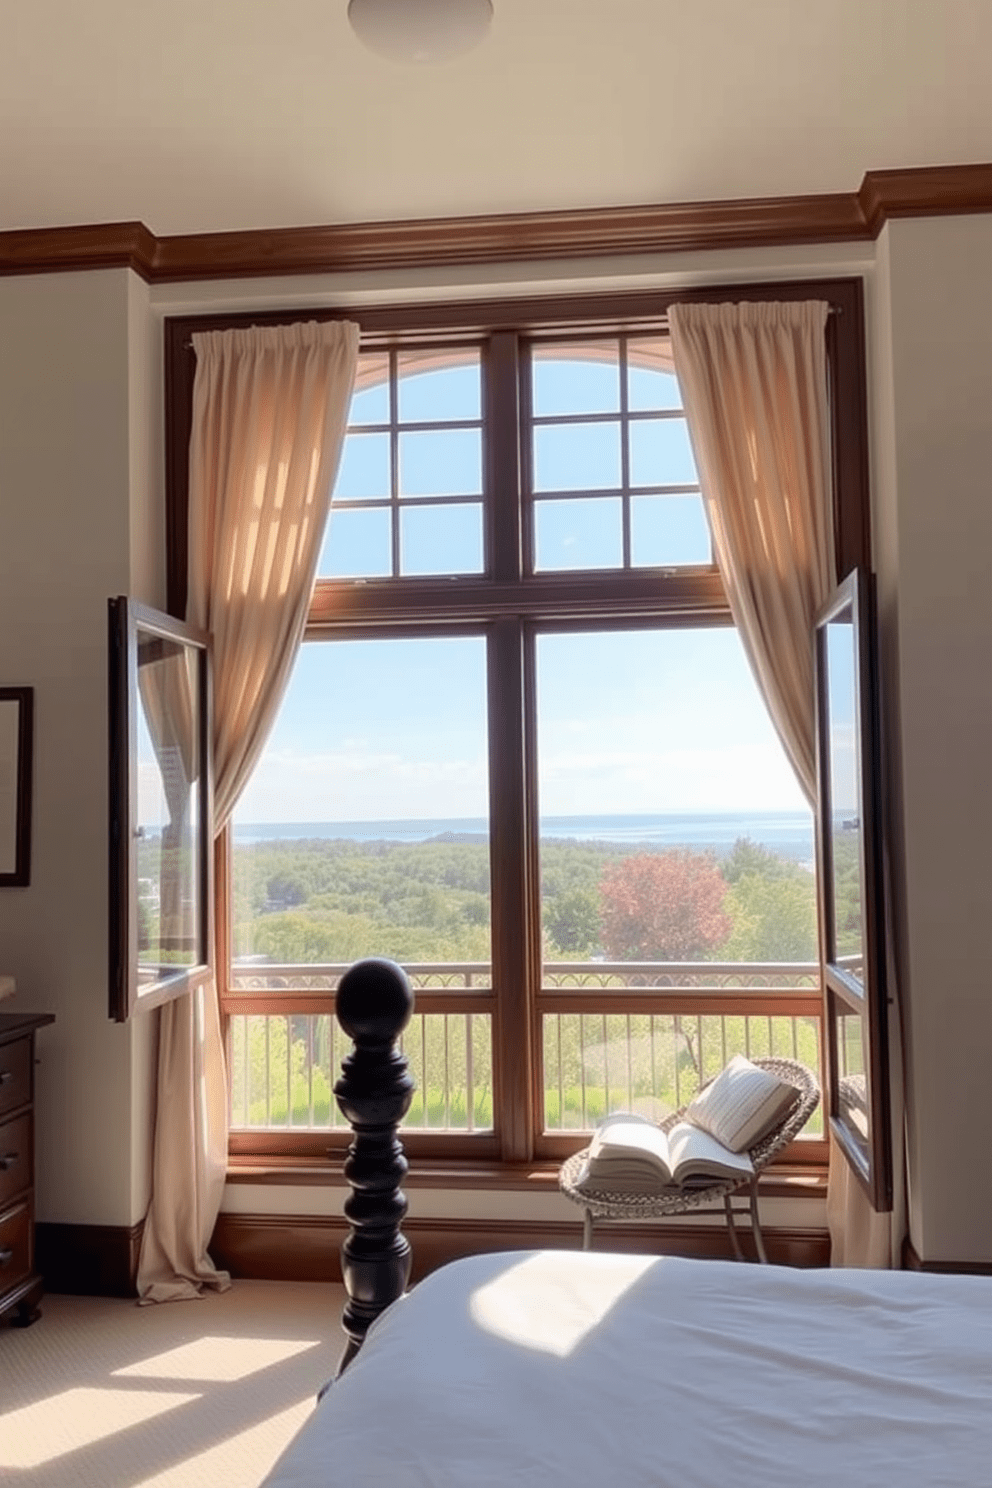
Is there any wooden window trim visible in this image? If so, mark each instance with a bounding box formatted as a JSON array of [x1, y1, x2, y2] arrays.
[[166, 277, 869, 614], [165, 276, 869, 1172]]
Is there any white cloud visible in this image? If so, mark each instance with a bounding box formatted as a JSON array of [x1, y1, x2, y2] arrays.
[[235, 747, 489, 822]]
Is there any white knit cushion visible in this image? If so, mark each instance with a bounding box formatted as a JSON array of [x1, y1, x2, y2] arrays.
[[686, 1055, 799, 1153]]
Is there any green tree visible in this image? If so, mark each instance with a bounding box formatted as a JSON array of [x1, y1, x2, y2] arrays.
[[722, 835, 792, 883], [544, 886, 602, 955], [717, 871, 817, 961]]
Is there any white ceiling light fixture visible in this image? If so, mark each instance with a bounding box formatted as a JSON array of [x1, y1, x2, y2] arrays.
[[347, 0, 494, 64]]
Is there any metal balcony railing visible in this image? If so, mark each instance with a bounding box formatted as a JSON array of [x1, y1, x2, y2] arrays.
[[225, 959, 822, 1136]]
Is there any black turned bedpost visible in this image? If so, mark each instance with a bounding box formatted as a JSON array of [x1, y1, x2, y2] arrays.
[[332, 957, 415, 1379]]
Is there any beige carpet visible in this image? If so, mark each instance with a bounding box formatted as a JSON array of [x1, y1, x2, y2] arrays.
[[0, 1280, 345, 1487]]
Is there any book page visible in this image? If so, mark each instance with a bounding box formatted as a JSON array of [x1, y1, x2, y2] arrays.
[[584, 1121, 675, 1185], [666, 1121, 754, 1183]]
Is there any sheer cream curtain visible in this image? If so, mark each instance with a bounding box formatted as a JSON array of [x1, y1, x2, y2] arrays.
[[137, 320, 360, 1302], [668, 301, 835, 799], [668, 300, 902, 1267]]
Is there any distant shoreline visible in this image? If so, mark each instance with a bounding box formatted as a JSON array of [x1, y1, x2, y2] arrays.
[[232, 811, 814, 860]]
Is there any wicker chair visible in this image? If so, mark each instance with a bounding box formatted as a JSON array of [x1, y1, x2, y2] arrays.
[[558, 1056, 820, 1263]]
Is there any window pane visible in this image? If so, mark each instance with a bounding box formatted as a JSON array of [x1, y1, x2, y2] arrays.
[[136, 645, 201, 974], [531, 344, 620, 416], [542, 1011, 822, 1131], [228, 1009, 494, 1133], [333, 431, 390, 500], [836, 1011, 869, 1160], [825, 619, 865, 975], [534, 628, 815, 974], [231, 638, 491, 981], [400, 502, 483, 575], [399, 428, 482, 498], [397, 351, 481, 422], [629, 417, 697, 487], [631, 494, 712, 567], [533, 497, 622, 572], [350, 352, 390, 425], [532, 421, 621, 492], [321, 506, 391, 578], [627, 338, 682, 411]]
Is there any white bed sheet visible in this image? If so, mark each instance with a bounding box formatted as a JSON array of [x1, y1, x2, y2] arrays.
[[264, 1249, 992, 1488]]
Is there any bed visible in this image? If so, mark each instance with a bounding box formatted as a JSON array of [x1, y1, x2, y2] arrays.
[[262, 1246, 992, 1488]]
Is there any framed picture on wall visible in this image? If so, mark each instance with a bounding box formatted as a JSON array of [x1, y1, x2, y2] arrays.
[[0, 687, 33, 887], [814, 567, 892, 1211]]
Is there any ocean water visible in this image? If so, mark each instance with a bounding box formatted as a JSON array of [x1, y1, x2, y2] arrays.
[[234, 811, 814, 861]]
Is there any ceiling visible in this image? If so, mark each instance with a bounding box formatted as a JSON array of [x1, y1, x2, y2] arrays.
[[3, 1, 991, 238]]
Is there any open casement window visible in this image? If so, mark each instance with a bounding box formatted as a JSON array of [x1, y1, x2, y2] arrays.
[[815, 568, 892, 1211], [165, 279, 871, 1169]]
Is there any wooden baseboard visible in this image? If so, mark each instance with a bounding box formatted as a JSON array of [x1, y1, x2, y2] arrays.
[[31, 1209, 831, 1297], [903, 1238, 992, 1275], [35, 1220, 144, 1298], [210, 1213, 830, 1283]]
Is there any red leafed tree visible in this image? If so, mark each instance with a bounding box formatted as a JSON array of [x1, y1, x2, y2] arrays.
[[599, 850, 730, 962]]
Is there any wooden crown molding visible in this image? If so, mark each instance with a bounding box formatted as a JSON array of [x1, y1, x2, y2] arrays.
[[2, 163, 989, 284]]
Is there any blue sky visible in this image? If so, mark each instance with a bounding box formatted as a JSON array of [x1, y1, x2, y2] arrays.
[[825, 619, 858, 817], [234, 626, 807, 825], [233, 349, 809, 826]]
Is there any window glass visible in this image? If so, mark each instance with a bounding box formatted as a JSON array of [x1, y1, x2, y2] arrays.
[[231, 637, 491, 978], [322, 507, 392, 579], [528, 339, 708, 574], [397, 353, 481, 422], [533, 498, 623, 571], [532, 422, 622, 492], [535, 627, 815, 967], [318, 346, 485, 580], [333, 432, 390, 501], [208, 303, 855, 1158], [531, 342, 620, 416], [399, 428, 482, 498], [631, 495, 711, 567], [401, 504, 483, 575], [629, 417, 697, 488]]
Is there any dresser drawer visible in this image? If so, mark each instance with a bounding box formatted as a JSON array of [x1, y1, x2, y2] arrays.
[[0, 1036, 31, 1117], [0, 1200, 31, 1292], [0, 1112, 31, 1210]]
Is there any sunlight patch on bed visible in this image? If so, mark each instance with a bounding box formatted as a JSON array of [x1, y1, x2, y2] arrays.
[[114, 1335, 321, 1382], [0, 1387, 199, 1468], [469, 1251, 657, 1357]]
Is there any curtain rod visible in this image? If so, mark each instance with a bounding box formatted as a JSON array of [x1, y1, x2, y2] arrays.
[[181, 302, 842, 350]]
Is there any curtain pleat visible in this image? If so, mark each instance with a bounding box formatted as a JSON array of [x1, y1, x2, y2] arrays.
[[137, 319, 359, 1301]]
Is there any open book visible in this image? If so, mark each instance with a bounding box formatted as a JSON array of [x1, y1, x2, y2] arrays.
[[575, 1115, 754, 1194]]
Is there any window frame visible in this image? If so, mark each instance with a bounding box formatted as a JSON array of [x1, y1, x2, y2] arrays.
[[165, 277, 870, 1170]]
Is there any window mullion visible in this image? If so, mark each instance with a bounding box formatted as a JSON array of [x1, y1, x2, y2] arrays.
[[486, 331, 523, 582], [488, 618, 535, 1162]]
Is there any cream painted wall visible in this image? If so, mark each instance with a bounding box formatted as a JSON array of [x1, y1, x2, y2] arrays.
[[872, 215, 992, 1263], [2, 216, 989, 1260], [0, 269, 162, 1226], [124, 274, 165, 1222]]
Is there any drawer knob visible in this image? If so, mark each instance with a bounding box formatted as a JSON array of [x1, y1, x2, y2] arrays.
[[0, 1152, 18, 1171], [0, 1247, 12, 1267], [0, 1070, 13, 1085]]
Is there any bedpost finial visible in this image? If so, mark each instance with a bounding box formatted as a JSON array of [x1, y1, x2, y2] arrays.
[[335, 956, 415, 1046]]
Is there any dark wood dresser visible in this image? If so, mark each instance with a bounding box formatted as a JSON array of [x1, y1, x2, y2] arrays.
[[0, 1012, 55, 1327]]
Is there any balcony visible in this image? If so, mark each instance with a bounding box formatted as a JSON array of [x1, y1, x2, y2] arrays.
[[225, 960, 824, 1141]]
